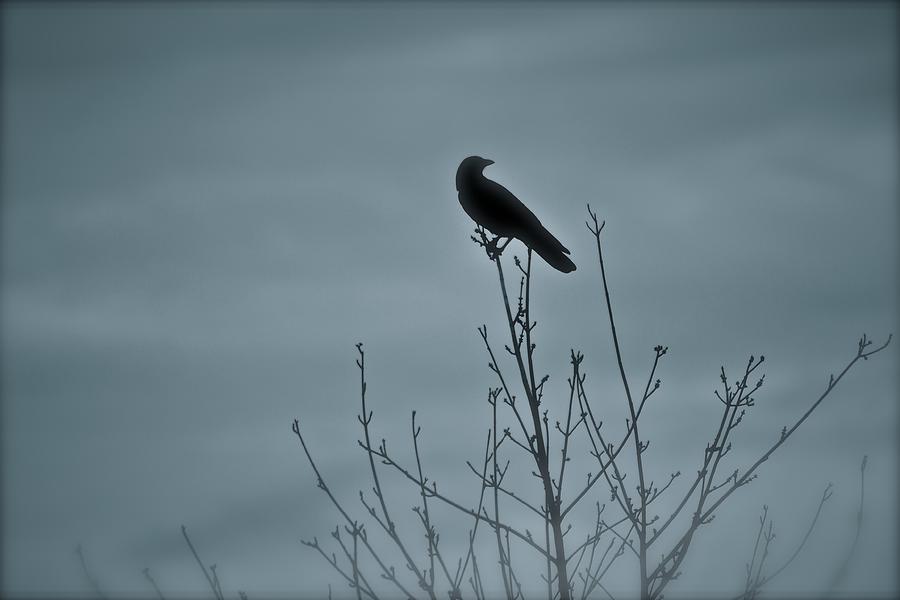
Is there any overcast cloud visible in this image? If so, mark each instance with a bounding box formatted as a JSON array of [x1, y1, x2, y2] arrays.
[[2, 3, 897, 598]]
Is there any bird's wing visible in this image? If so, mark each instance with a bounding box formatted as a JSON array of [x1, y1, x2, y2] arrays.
[[482, 178, 543, 230], [484, 180, 570, 255]]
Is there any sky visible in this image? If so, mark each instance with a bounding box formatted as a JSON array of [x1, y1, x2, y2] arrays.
[[1, 2, 897, 598]]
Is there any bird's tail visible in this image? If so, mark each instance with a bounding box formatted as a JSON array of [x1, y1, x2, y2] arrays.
[[524, 227, 576, 273]]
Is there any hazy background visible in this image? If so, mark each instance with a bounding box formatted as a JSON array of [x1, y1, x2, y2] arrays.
[[2, 2, 897, 598]]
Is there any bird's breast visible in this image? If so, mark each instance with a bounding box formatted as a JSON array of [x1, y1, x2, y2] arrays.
[[459, 190, 516, 237]]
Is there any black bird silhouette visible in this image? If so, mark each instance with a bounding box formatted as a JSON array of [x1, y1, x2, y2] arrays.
[[456, 156, 576, 273]]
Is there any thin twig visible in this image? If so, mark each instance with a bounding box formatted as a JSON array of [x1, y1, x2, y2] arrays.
[[411, 411, 457, 595], [827, 455, 869, 593], [142, 568, 166, 600], [180, 526, 223, 600], [586, 202, 650, 600], [76, 544, 107, 600]]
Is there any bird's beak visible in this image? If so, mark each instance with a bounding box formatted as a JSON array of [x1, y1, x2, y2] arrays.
[[483, 159, 494, 166]]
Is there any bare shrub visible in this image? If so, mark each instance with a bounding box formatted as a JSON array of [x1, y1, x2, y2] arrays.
[[293, 206, 890, 600]]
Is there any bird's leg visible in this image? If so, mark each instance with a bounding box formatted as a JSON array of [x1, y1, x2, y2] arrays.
[[497, 237, 513, 253]]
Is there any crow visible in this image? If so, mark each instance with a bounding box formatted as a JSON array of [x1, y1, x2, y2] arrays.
[[456, 156, 576, 273]]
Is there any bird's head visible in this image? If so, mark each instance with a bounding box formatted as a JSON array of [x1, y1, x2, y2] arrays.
[[461, 155, 494, 171], [456, 156, 494, 190]]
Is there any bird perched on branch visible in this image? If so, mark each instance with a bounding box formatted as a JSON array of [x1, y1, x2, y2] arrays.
[[456, 156, 576, 273]]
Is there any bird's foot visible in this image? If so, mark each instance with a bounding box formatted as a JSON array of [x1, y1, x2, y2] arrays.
[[484, 235, 509, 260], [471, 227, 511, 261]]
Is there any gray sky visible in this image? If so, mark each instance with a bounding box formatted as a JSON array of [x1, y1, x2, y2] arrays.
[[2, 3, 897, 598]]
